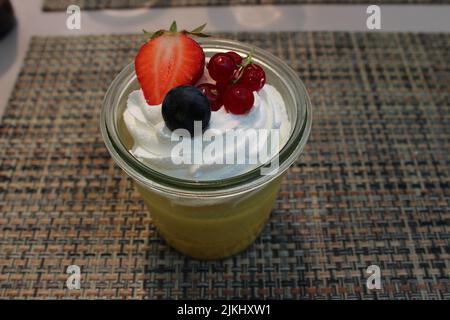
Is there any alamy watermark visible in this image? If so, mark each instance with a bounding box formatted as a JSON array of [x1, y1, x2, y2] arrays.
[[366, 5, 381, 30], [66, 5, 81, 30], [64, 264, 382, 292], [366, 265, 381, 290], [66, 265, 81, 290]]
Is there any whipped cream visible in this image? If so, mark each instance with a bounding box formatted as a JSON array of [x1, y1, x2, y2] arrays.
[[123, 67, 291, 181]]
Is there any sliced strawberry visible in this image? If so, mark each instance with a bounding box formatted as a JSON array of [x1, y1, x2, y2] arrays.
[[135, 25, 206, 105]]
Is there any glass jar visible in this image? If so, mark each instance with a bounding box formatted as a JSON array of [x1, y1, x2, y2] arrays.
[[100, 38, 312, 259], [0, 0, 15, 39]]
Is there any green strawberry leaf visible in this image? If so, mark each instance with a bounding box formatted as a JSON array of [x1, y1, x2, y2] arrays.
[[142, 21, 209, 40], [190, 23, 207, 34], [190, 32, 210, 38], [169, 21, 177, 32]]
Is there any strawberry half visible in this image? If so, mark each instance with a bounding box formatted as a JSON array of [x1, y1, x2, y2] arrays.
[[135, 22, 208, 105]]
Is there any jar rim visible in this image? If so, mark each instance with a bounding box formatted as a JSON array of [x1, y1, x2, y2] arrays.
[[100, 38, 312, 197]]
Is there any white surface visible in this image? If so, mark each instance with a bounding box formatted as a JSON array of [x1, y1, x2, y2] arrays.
[[1, 0, 450, 116]]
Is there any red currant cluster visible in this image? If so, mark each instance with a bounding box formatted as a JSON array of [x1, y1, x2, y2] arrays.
[[196, 50, 266, 115]]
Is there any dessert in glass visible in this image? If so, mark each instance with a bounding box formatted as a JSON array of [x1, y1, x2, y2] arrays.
[[100, 23, 312, 259]]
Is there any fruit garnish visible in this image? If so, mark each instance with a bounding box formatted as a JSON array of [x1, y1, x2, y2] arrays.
[[226, 51, 243, 66], [223, 84, 254, 115], [240, 63, 266, 91], [216, 81, 231, 96], [230, 49, 264, 88], [162, 85, 211, 136], [197, 83, 223, 111], [206, 49, 265, 115], [135, 21, 208, 105], [207, 53, 238, 83]]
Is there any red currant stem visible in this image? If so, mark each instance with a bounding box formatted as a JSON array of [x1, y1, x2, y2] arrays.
[[241, 48, 254, 67], [232, 48, 255, 84]]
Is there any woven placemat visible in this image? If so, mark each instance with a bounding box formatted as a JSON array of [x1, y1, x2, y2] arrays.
[[42, 0, 450, 11], [1, 31, 449, 300]]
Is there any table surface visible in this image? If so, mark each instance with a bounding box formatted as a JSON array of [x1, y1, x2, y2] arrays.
[[1, 31, 448, 299], [1, 0, 450, 119]]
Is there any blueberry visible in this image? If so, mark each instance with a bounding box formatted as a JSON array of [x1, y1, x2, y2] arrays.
[[162, 85, 211, 136]]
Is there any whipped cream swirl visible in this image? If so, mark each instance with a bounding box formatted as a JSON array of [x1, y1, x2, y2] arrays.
[[123, 69, 291, 181]]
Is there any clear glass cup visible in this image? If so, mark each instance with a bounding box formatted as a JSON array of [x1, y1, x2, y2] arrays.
[[100, 38, 312, 260]]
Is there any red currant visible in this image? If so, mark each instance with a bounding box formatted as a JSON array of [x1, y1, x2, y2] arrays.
[[223, 84, 254, 115], [226, 51, 243, 66], [207, 53, 237, 83], [216, 81, 231, 96], [196, 83, 223, 111], [239, 63, 266, 91]]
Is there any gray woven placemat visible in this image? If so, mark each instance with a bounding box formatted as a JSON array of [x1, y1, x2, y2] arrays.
[[0, 32, 449, 299], [43, 0, 450, 11]]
